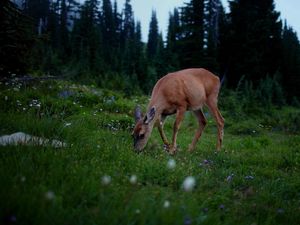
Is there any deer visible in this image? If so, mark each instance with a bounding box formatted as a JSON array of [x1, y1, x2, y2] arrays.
[[132, 68, 224, 154]]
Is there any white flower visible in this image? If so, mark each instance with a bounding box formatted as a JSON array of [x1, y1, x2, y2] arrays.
[[167, 159, 176, 170], [182, 176, 196, 192], [129, 175, 137, 184], [45, 191, 55, 200], [101, 175, 111, 185], [163, 200, 170, 208], [64, 123, 72, 127], [21, 176, 26, 182]]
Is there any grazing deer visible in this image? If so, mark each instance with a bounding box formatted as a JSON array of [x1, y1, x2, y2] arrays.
[[132, 68, 224, 154]]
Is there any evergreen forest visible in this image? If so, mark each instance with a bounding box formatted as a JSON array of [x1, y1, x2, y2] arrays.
[[1, 0, 300, 101]]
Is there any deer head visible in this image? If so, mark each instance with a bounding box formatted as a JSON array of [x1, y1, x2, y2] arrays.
[[132, 106, 156, 152]]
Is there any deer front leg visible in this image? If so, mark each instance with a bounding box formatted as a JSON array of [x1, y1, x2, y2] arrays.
[[169, 108, 185, 154], [157, 116, 170, 147]]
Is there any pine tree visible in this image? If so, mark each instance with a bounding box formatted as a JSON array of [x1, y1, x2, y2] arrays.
[[165, 8, 180, 71], [203, 0, 222, 72], [225, 0, 282, 87], [179, 0, 205, 68], [147, 10, 159, 61], [101, 0, 116, 68], [121, 0, 136, 76], [23, 0, 50, 35], [0, 0, 35, 76], [281, 22, 300, 100], [134, 21, 148, 91], [70, 0, 103, 74]]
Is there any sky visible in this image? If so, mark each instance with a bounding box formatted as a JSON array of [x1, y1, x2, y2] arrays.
[[116, 0, 300, 42]]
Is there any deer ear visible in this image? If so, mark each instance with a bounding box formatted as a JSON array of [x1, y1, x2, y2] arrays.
[[144, 107, 156, 124], [134, 105, 142, 122]]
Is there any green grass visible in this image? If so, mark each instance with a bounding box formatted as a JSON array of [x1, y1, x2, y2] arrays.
[[0, 79, 300, 225]]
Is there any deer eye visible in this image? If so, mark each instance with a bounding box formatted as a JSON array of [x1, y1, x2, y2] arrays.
[[139, 134, 145, 139]]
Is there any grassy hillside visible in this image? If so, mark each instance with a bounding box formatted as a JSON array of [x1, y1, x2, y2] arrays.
[[0, 78, 300, 225]]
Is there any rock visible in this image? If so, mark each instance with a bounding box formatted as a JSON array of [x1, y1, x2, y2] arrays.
[[0, 132, 67, 148]]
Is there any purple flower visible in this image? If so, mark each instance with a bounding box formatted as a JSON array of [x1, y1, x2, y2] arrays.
[[184, 216, 192, 225], [202, 207, 209, 213], [219, 204, 225, 210]]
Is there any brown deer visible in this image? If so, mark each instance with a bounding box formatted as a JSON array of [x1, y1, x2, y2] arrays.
[[132, 68, 224, 154]]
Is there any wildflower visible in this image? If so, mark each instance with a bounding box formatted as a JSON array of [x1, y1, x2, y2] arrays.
[[184, 216, 192, 225], [129, 175, 137, 184], [199, 159, 213, 167], [182, 176, 196, 192], [245, 175, 254, 180], [101, 175, 111, 185], [45, 191, 55, 200], [277, 208, 284, 214], [202, 207, 209, 213], [226, 173, 234, 182], [163, 200, 170, 208], [64, 123, 72, 127], [219, 204, 225, 210], [167, 159, 176, 170]]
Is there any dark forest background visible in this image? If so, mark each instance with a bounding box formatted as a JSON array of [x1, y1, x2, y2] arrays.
[[1, 0, 300, 103]]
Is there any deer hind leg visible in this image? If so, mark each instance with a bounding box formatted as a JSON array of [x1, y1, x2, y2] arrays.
[[206, 96, 224, 151], [169, 107, 185, 154], [188, 110, 207, 152], [157, 115, 170, 147]]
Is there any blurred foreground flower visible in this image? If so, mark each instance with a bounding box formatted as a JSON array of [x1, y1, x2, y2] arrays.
[[101, 175, 111, 185], [45, 191, 55, 200], [184, 216, 192, 225], [163, 200, 170, 208], [226, 173, 234, 182], [129, 175, 137, 184], [167, 159, 176, 170], [182, 176, 196, 192], [245, 175, 254, 180]]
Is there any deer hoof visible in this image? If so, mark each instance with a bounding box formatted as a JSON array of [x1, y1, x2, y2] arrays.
[[188, 144, 195, 152], [163, 144, 170, 152]]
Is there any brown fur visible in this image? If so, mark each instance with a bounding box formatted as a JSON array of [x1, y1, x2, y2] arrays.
[[133, 68, 224, 154]]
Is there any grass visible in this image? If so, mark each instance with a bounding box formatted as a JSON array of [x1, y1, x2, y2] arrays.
[[0, 78, 300, 225]]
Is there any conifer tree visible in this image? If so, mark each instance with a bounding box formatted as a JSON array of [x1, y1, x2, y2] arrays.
[[179, 0, 205, 68], [0, 0, 35, 76], [281, 22, 300, 100], [147, 10, 159, 62], [225, 0, 282, 87], [165, 8, 180, 71]]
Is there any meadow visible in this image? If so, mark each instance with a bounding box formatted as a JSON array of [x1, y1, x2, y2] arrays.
[[0, 78, 300, 225]]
